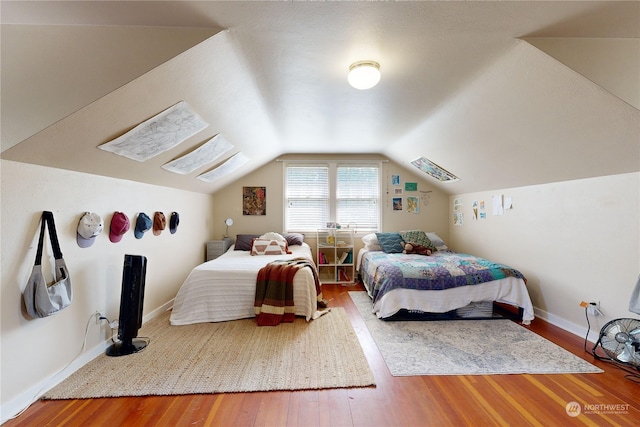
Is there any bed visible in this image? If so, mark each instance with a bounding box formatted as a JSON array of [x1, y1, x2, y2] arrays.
[[170, 233, 322, 325], [357, 231, 535, 324]]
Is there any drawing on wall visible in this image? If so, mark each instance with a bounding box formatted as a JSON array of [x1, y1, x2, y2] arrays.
[[420, 190, 431, 206], [99, 101, 208, 162], [492, 194, 504, 216], [243, 186, 266, 215], [394, 188, 403, 195], [392, 175, 401, 185], [392, 197, 403, 211], [405, 182, 417, 191], [162, 134, 234, 174], [407, 196, 419, 214], [454, 198, 463, 211], [454, 212, 464, 226], [472, 201, 479, 220]]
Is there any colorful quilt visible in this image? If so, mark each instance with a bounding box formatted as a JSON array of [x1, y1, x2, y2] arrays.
[[360, 251, 526, 303]]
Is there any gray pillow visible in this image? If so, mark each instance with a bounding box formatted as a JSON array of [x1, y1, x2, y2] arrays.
[[234, 234, 260, 251], [284, 233, 304, 246]]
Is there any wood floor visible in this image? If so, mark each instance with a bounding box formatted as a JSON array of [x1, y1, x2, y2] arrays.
[[5, 284, 639, 427]]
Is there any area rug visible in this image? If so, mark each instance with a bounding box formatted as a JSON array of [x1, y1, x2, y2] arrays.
[[349, 292, 603, 376], [43, 308, 375, 399]]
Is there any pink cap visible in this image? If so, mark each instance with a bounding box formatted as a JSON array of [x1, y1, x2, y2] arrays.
[[109, 212, 130, 243]]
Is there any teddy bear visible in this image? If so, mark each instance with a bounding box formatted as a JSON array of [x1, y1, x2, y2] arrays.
[[403, 242, 432, 256]]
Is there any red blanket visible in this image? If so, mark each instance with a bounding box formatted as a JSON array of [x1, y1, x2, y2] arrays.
[[254, 258, 322, 326]]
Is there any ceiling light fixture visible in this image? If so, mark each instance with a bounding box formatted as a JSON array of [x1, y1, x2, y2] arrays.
[[348, 61, 381, 90]]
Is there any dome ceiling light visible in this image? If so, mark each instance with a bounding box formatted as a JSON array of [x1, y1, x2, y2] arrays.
[[348, 61, 381, 90]]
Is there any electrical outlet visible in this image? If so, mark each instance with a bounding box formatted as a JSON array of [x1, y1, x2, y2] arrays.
[[587, 301, 602, 316], [95, 309, 106, 324]]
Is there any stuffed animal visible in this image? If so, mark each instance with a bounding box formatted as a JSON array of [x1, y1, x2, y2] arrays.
[[403, 243, 432, 256]]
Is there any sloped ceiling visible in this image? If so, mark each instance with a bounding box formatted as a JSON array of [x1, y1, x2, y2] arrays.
[[1, 1, 638, 195]]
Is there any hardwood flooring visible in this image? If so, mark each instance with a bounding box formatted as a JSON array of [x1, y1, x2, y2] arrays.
[[5, 284, 639, 426]]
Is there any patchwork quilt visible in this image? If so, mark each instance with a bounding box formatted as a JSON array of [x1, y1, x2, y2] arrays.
[[360, 251, 526, 303]]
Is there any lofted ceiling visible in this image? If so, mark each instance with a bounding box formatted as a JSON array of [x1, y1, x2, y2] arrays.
[[1, 1, 639, 195]]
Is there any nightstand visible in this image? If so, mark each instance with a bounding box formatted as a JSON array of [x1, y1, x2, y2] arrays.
[[206, 238, 234, 261]]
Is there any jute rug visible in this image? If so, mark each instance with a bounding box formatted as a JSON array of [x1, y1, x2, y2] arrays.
[[44, 308, 375, 399], [349, 292, 603, 376]]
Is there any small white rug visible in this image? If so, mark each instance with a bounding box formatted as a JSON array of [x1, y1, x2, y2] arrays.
[[349, 292, 603, 376]]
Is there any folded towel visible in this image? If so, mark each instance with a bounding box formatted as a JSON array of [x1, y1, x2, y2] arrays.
[[629, 274, 640, 315]]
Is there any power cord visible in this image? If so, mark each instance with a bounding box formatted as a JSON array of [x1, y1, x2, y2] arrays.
[[4, 311, 102, 423]]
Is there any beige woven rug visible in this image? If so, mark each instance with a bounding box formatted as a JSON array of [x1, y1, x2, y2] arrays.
[[44, 308, 374, 399]]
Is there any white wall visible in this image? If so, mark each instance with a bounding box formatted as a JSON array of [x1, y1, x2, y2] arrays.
[[448, 172, 640, 338], [0, 160, 214, 414]]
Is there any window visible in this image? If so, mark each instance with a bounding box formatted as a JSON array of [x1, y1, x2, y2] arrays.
[[284, 162, 380, 232]]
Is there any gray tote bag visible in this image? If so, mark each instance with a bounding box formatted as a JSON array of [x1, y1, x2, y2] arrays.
[[23, 211, 72, 318]]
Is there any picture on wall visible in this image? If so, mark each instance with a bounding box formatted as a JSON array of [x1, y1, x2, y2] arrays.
[[243, 186, 266, 215], [407, 196, 419, 214], [392, 197, 403, 211]]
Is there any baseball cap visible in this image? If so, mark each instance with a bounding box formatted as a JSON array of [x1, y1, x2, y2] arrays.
[[153, 212, 166, 236], [170, 212, 180, 234], [134, 212, 152, 239], [109, 212, 130, 243], [77, 212, 103, 248]]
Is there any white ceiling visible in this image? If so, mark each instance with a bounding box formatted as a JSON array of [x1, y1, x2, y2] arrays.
[[1, 1, 639, 195]]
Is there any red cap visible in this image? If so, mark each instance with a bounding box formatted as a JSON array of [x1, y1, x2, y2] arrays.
[[109, 212, 130, 243]]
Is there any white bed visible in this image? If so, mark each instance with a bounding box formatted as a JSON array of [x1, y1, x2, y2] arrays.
[[170, 243, 319, 325]]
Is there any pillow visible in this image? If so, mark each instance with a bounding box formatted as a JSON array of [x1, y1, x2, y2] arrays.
[[400, 230, 435, 251], [426, 232, 450, 252], [260, 231, 285, 241], [375, 232, 405, 253], [234, 234, 260, 251], [251, 239, 290, 255], [361, 233, 382, 251], [361, 233, 378, 245], [365, 242, 382, 251], [284, 233, 304, 246]]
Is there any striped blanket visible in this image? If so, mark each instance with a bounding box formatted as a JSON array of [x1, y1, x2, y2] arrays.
[[254, 258, 322, 326]]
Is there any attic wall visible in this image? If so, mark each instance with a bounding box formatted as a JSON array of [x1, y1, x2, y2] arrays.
[[448, 172, 639, 340], [211, 154, 450, 255], [0, 159, 214, 410]]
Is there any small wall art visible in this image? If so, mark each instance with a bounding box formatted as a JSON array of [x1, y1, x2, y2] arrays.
[[243, 186, 266, 215]]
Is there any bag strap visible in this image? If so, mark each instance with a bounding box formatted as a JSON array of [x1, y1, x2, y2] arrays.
[[34, 211, 64, 265]]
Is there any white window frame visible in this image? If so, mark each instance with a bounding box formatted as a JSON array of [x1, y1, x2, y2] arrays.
[[283, 160, 382, 233]]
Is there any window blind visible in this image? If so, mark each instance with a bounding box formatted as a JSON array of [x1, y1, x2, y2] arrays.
[[285, 162, 380, 232]]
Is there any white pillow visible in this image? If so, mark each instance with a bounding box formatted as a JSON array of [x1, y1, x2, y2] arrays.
[[260, 232, 285, 242], [361, 233, 378, 245], [426, 232, 450, 252], [361, 233, 382, 251]]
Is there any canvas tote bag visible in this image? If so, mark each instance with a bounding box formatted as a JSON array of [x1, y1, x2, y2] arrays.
[[23, 211, 72, 318]]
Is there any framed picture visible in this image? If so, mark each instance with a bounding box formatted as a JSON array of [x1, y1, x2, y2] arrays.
[[392, 197, 403, 211], [405, 182, 417, 191], [243, 186, 266, 215]]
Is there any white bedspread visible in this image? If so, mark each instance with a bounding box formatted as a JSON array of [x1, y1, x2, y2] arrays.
[[170, 243, 319, 325], [370, 277, 534, 324]]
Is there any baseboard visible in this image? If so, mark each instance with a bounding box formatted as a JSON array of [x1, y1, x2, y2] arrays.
[[1, 299, 174, 425], [533, 306, 601, 345]]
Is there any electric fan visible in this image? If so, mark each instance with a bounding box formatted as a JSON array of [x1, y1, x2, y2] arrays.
[[593, 318, 640, 368]]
